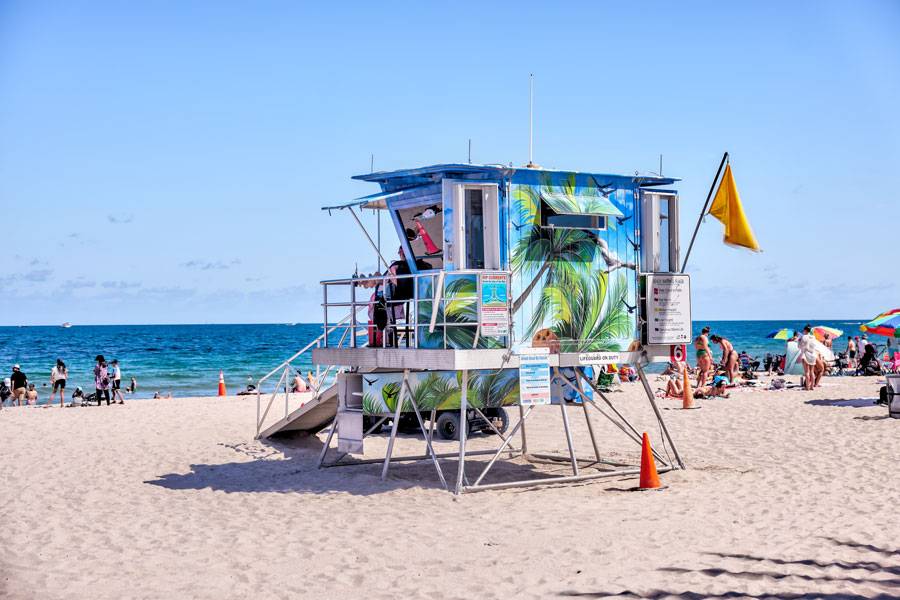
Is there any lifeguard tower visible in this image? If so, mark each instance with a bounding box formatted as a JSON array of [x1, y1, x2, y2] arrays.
[[255, 163, 692, 493]]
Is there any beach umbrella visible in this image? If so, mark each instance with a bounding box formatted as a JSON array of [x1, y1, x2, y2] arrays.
[[860, 309, 900, 338], [766, 328, 792, 340], [812, 325, 842, 342]]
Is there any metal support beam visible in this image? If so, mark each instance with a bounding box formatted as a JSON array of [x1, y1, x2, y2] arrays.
[[407, 381, 448, 490], [315, 419, 339, 469], [552, 368, 579, 476], [455, 369, 469, 495], [473, 405, 535, 487], [464, 465, 676, 493], [635, 363, 685, 469], [348, 206, 390, 270], [381, 369, 410, 480]]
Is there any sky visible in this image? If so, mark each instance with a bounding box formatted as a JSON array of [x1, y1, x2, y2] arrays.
[[1, 0, 898, 325]]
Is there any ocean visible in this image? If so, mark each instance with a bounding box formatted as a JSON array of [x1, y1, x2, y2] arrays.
[[0, 320, 888, 403]]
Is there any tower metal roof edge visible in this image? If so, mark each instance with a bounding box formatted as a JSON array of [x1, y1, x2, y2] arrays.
[[352, 163, 679, 185]]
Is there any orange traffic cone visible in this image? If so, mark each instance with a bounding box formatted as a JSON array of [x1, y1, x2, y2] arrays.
[[639, 432, 661, 489], [218, 371, 226, 396], [682, 366, 694, 409]]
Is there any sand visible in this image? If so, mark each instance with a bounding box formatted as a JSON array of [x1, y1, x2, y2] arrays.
[[2, 374, 899, 599]]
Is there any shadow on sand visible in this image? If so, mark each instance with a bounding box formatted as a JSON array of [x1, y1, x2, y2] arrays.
[[144, 431, 594, 496], [560, 537, 900, 599], [804, 397, 879, 408]]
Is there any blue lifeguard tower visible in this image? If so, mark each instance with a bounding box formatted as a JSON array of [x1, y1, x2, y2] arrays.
[[255, 162, 691, 493]]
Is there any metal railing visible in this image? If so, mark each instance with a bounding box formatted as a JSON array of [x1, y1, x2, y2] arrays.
[[254, 306, 365, 437], [321, 269, 511, 350]]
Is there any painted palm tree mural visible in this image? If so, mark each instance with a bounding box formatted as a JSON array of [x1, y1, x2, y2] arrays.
[[511, 173, 638, 352], [361, 369, 520, 414], [416, 276, 505, 350]]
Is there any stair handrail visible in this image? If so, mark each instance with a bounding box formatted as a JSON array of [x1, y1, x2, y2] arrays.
[[255, 306, 365, 437]]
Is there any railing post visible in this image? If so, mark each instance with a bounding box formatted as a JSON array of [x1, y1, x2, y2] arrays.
[[284, 365, 290, 419], [351, 280, 357, 348], [323, 283, 329, 348]]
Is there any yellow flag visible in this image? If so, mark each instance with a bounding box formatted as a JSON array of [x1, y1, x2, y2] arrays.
[[708, 164, 761, 252]]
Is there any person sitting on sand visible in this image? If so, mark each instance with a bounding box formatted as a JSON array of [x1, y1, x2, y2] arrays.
[[694, 326, 713, 388], [290, 372, 309, 393], [71, 387, 85, 406], [665, 377, 683, 398], [661, 361, 692, 377]]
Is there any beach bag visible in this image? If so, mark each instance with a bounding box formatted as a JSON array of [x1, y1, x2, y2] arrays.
[[772, 378, 786, 389]]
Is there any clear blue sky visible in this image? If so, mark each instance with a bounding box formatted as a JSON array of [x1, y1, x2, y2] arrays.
[[1, 1, 898, 325]]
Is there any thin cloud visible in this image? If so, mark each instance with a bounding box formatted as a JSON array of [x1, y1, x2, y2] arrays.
[[66, 278, 97, 289], [21, 269, 53, 282], [100, 281, 141, 289], [182, 259, 241, 270]]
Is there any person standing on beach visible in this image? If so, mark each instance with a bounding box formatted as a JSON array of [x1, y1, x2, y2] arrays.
[[94, 355, 111, 406], [125, 377, 137, 394], [26, 383, 38, 405], [710, 335, 739, 383], [10, 365, 27, 406], [847, 336, 856, 368], [693, 326, 713, 388], [48, 359, 68, 407], [798, 325, 818, 390], [109, 359, 125, 404]]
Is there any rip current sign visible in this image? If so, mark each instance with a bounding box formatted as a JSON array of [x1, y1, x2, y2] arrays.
[[479, 272, 509, 337]]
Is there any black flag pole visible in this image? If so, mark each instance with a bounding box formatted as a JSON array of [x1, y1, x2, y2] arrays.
[[680, 151, 729, 273]]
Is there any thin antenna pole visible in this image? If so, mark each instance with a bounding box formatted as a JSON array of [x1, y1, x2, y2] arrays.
[[660, 154, 663, 177], [370, 154, 374, 173], [529, 74, 534, 165], [468, 139, 471, 164]]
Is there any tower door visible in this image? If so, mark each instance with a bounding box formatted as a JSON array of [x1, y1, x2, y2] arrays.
[[442, 180, 501, 270], [640, 192, 679, 273]]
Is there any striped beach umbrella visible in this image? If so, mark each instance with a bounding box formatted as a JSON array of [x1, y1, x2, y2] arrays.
[[812, 326, 842, 342], [860, 309, 900, 338], [766, 328, 792, 340]]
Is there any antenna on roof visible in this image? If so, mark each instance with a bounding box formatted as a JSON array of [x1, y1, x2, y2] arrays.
[[371, 154, 374, 173], [525, 74, 540, 168], [468, 139, 471, 164], [660, 154, 663, 177]]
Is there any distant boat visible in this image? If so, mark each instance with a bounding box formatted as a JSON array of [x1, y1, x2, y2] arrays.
[[61, 322, 72, 328], [286, 323, 297, 326]]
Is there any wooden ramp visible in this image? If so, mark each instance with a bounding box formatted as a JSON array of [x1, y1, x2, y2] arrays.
[[258, 384, 338, 438]]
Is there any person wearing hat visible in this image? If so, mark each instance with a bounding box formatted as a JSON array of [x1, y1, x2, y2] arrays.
[[93, 355, 111, 406], [10, 365, 27, 407]]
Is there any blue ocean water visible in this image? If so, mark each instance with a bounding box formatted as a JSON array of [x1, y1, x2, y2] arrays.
[[0, 320, 890, 403]]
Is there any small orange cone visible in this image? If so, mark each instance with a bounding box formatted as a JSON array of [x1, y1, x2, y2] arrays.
[[639, 432, 661, 489], [218, 371, 227, 396], [682, 366, 694, 409]]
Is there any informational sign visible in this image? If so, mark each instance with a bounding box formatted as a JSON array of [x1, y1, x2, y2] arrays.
[[479, 272, 509, 337], [578, 351, 619, 365], [519, 347, 551, 406], [670, 344, 686, 363], [645, 274, 692, 345]]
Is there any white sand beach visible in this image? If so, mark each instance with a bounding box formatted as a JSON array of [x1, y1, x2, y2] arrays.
[[2, 375, 899, 599]]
